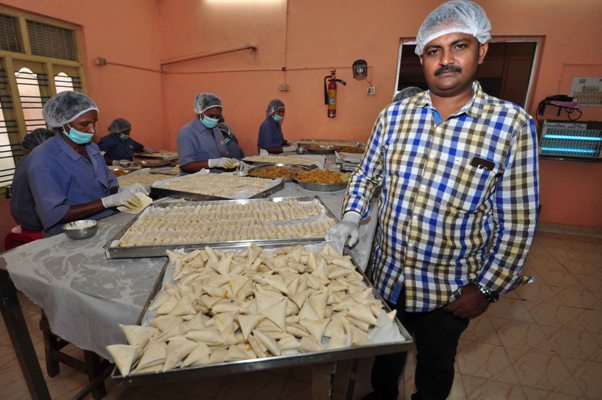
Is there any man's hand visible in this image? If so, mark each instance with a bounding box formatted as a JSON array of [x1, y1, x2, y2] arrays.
[[444, 283, 490, 319], [325, 212, 361, 252]]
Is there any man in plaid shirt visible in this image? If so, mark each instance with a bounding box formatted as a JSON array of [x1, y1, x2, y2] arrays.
[[327, 1, 539, 399]]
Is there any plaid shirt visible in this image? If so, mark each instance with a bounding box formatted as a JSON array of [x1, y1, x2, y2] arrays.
[[343, 82, 539, 312]]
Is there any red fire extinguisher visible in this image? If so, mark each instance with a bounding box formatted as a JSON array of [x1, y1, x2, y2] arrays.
[[324, 69, 346, 118]]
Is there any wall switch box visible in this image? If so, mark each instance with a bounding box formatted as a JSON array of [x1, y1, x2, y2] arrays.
[[367, 86, 376, 96], [279, 83, 290, 92]]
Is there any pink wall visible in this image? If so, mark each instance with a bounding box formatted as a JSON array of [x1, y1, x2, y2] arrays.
[[0, 0, 165, 149], [1, 0, 601, 250]]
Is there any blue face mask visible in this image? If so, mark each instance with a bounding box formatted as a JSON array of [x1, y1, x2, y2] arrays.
[[201, 115, 219, 129], [272, 114, 283, 122], [119, 133, 129, 141], [63, 124, 93, 145]]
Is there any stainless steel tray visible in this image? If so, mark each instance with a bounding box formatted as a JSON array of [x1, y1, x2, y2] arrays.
[[150, 180, 284, 201], [110, 244, 412, 386], [105, 196, 337, 259], [294, 179, 348, 192]]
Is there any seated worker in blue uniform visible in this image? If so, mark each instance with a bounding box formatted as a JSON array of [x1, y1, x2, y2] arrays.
[[27, 91, 147, 236], [98, 118, 154, 164], [177, 92, 245, 174], [10, 128, 54, 232], [257, 99, 295, 154]]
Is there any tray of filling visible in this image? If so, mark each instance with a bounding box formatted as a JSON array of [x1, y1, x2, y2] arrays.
[[107, 243, 412, 384], [247, 164, 310, 182], [105, 196, 338, 258], [293, 169, 350, 192]]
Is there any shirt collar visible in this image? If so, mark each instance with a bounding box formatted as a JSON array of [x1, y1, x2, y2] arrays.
[[55, 133, 88, 161], [413, 81, 485, 119]]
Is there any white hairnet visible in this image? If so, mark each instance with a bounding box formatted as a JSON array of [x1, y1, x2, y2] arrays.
[[415, 0, 491, 56], [43, 91, 99, 128], [194, 92, 223, 114], [392, 86, 423, 102], [266, 99, 285, 116], [108, 118, 131, 134]]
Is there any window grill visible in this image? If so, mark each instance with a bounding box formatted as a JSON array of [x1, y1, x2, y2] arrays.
[[539, 120, 602, 161], [0, 14, 22, 52], [27, 20, 77, 61]]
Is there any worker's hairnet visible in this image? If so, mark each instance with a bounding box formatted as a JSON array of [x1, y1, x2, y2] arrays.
[[266, 99, 285, 116], [194, 93, 223, 114], [415, 0, 491, 56], [108, 118, 132, 134], [42, 91, 99, 128], [392, 86, 423, 102], [22, 128, 54, 151]]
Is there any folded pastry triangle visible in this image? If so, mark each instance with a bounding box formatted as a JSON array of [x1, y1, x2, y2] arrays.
[[182, 342, 211, 367], [149, 315, 181, 333], [163, 338, 197, 371], [253, 329, 281, 356], [348, 303, 378, 326], [185, 329, 223, 345], [298, 336, 323, 353], [120, 324, 156, 349], [228, 275, 250, 297], [260, 298, 287, 331], [237, 314, 264, 339], [308, 292, 328, 319], [106, 344, 138, 377], [136, 341, 167, 370], [299, 318, 329, 342]]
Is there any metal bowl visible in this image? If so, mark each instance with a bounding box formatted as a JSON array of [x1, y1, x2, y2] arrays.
[[63, 220, 98, 240]]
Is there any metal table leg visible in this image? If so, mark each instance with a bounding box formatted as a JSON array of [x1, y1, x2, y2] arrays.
[[0, 268, 51, 400]]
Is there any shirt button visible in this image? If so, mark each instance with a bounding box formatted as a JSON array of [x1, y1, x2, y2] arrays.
[[412, 215, 418, 220]]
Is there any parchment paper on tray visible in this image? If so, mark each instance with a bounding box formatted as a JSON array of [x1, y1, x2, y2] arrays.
[[151, 170, 282, 199], [107, 243, 411, 379]]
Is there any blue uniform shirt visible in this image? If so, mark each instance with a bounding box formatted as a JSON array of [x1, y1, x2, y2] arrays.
[[98, 133, 144, 162], [10, 154, 43, 231], [177, 117, 244, 167], [257, 116, 285, 150], [27, 134, 118, 236]]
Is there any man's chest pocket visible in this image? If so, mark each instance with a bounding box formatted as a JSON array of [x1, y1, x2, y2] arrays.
[[433, 156, 501, 213]]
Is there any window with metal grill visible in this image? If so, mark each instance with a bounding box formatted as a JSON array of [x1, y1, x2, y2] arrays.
[[0, 8, 83, 197], [0, 14, 22, 52], [27, 20, 77, 61]]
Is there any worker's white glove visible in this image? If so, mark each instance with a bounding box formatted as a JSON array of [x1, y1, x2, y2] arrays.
[[208, 157, 238, 169], [259, 149, 269, 156], [118, 183, 149, 196], [282, 144, 297, 152], [237, 161, 251, 172], [325, 212, 361, 252], [102, 191, 143, 209]]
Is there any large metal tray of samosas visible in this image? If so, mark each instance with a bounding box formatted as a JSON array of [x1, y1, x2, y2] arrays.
[[105, 196, 338, 259], [110, 243, 412, 386]]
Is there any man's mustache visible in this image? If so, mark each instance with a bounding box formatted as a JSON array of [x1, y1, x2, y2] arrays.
[[435, 65, 462, 76]]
